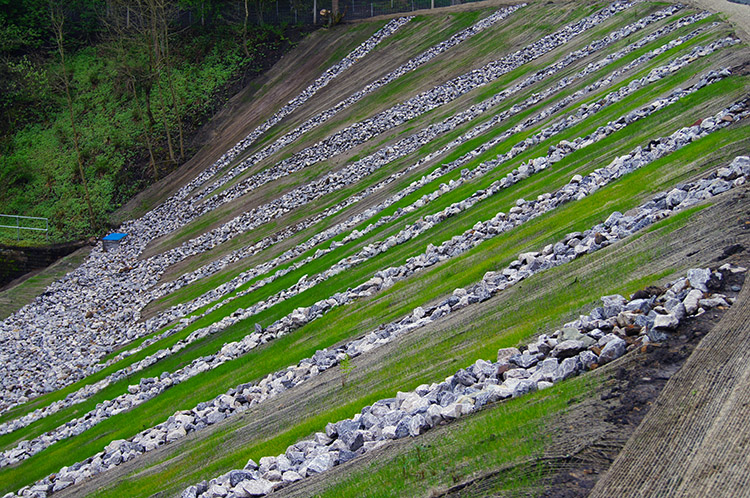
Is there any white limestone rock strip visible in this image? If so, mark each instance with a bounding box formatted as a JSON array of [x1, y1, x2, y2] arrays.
[[4, 97, 743, 470], [191, 5, 526, 202], [126, 5, 520, 249], [178, 265, 744, 498], [145, 12, 716, 324], [167, 1, 651, 233], [0, 41, 733, 437], [0, 1, 681, 414], [144, 15, 414, 212], [9, 153, 748, 495], [141, 3, 682, 278]]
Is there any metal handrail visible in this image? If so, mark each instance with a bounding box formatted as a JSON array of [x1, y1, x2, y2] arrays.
[[0, 214, 49, 241]]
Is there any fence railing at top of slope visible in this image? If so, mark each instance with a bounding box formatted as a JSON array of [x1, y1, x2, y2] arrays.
[[0, 215, 49, 242], [177, 0, 494, 28]]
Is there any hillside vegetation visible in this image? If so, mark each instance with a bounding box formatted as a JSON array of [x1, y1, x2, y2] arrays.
[[0, 0, 748, 497], [0, 0, 315, 241]]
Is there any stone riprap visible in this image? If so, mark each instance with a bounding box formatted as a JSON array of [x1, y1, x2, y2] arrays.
[[0, 1, 671, 414], [139, 11, 714, 340], [5, 131, 746, 484], [0, 4, 522, 412], [133, 27, 727, 363], [0, 41, 728, 453], [0, 5, 671, 438], [127, 3, 692, 340], [0, 51, 740, 461], [145, 1, 650, 248], [178, 263, 744, 498], [10, 149, 748, 496], [189, 5, 525, 204], [149, 15, 414, 210]]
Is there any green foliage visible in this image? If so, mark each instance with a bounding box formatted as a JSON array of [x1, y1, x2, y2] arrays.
[[0, 20, 304, 242], [340, 353, 355, 387], [0, 0, 49, 52]]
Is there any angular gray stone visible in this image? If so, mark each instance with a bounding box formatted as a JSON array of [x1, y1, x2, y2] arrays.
[[408, 414, 428, 437], [511, 379, 537, 397], [598, 336, 626, 364], [452, 369, 477, 387], [687, 268, 711, 292], [579, 350, 598, 370], [552, 340, 586, 359], [305, 453, 335, 475], [399, 392, 429, 413], [601, 295, 626, 317], [281, 471, 303, 484], [166, 426, 187, 443], [235, 478, 274, 497], [394, 417, 411, 439], [206, 410, 226, 425], [497, 347, 521, 363], [510, 353, 539, 368], [683, 288, 703, 315], [557, 357, 582, 380], [504, 368, 530, 380], [537, 358, 558, 381], [666, 188, 687, 207], [340, 430, 364, 451], [653, 313, 679, 331], [559, 327, 584, 341], [229, 470, 255, 488]]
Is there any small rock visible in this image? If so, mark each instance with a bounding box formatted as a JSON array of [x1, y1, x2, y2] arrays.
[[653, 313, 679, 331]]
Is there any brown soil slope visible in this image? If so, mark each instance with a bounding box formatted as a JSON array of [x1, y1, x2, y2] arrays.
[[590, 256, 750, 496]]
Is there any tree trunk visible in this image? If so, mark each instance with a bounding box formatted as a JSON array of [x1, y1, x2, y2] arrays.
[[160, 10, 184, 161], [243, 0, 250, 57], [143, 82, 156, 126], [131, 82, 158, 181], [146, 0, 174, 164], [154, 77, 175, 163]]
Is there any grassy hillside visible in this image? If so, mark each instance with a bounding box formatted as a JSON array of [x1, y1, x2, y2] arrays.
[[0, 0, 748, 497]]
